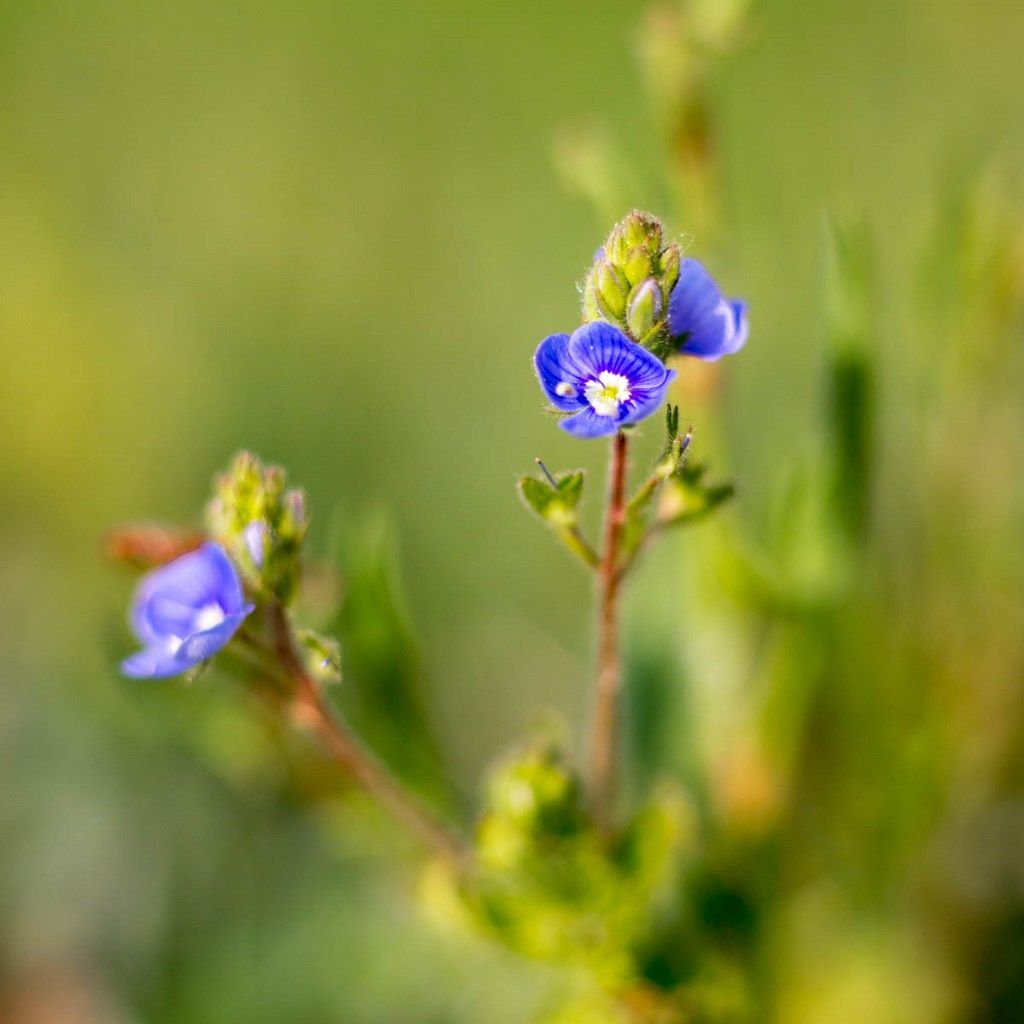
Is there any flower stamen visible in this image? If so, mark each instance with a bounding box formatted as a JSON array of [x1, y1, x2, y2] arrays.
[[584, 372, 631, 417]]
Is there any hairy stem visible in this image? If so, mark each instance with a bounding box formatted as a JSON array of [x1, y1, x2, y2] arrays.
[[266, 602, 467, 864], [590, 430, 629, 829]]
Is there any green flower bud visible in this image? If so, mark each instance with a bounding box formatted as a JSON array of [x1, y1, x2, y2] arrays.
[[206, 451, 308, 603], [584, 260, 628, 321], [623, 246, 653, 286], [626, 278, 663, 340], [606, 210, 663, 264], [581, 212, 682, 353], [658, 242, 681, 292]]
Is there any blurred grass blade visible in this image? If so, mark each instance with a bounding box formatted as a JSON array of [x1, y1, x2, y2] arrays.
[[329, 512, 451, 807], [823, 213, 875, 545]]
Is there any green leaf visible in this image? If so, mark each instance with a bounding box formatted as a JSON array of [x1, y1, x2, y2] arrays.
[[517, 475, 556, 518], [555, 469, 585, 509], [517, 469, 585, 525]]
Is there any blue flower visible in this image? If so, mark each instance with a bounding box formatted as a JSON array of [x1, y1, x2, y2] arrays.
[[668, 258, 748, 360], [535, 321, 676, 438], [121, 542, 255, 679]]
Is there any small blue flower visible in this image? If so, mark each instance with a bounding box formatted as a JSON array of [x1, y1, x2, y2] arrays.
[[535, 321, 676, 438], [668, 258, 748, 360], [121, 542, 255, 679]]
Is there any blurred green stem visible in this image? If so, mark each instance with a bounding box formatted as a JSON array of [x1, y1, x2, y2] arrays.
[[590, 430, 629, 829], [556, 523, 600, 569], [266, 602, 468, 864]]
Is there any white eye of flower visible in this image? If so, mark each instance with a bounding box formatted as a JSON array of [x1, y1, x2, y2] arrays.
[[194, 602, 226, 633], [555, 381, 577, 398], [584, 372, 631, 417]]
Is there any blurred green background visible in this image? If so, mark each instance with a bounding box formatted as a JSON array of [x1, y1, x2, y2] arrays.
[[2, 0, 1023, 1021]]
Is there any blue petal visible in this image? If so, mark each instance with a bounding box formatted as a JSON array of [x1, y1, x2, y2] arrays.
[[244, 520, 270, 567], [669, 259, 747, 360], [121, 644, 190, 680], [535, 333, 585, 411], [560, 407, 620, 438], [620, 368, 677, 426], [130, 542, 247, 644], [566, 321, 671, 391], [143, 595, 201, 638], [725, 300, 749, 355], [121, 606, 254, 680], [566, 321, 632, 378], [179, 608, 253, 664]]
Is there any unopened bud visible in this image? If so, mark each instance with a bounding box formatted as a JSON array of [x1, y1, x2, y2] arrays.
[[243, 520, 270, 568], [658, 243, 681, 291], [584, 260, 628, 321], [626, 278, 663, 340], [624, 246, 653, 286], [283, 490, 307, 536], [619, 210, 663, 254]]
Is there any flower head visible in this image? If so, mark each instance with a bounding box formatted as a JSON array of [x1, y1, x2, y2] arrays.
[[206, 452, 308, 603], [121, 542, 254, 679], [668, 258, 748, 360], [535, 322, 676, 438]]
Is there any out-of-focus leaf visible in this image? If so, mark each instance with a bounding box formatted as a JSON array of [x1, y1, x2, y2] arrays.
[[823, 214, 875, 544], [328, 512, 450, 807]]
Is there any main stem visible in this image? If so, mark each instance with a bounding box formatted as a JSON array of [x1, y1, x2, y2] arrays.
[[590, 429, 629, 830], [267, 602, 466, 865]]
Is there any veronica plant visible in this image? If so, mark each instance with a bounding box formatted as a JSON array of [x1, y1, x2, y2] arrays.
[[526, 210, 744, 829], [109, 209, 745, 1023]]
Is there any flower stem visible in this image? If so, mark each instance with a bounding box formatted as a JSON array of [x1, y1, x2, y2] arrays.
[[266, 602, 468, 865], [556, 523, 601, 569], [590, 429, 629, 830]]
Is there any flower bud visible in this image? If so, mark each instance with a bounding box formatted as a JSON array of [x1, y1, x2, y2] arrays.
[[626, 278, 663, 340], [623, 246, 653, 286], [282, 489, 307, 537], [584, 260, 628, 321], [206, 451, 308, 603], [607, 210, 663, 263], [658, 243, 681, 291], [243, 520, 270, 568]]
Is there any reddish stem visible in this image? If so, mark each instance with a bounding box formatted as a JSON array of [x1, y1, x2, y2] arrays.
[[589, 430, 629, 829], [267, 603, 466, 864]]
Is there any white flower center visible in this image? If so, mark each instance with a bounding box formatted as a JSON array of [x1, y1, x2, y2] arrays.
[[194, 602, 226, 634], [584, 372, 631, 417]]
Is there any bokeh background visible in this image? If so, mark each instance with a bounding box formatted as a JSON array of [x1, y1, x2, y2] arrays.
[[2, 0, 1024, 1021]]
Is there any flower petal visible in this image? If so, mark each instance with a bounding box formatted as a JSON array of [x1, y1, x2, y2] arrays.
[[179, 608, 254, 665], [669, 259, 747, 361], [567, 321, 671, 389], [725, 300, 749, 355], [535, 333, 585, 411], [130, 542, 247, 645], [620, 368, 677, 426], [560, 407, 620, 438], [120, 645, 190, 680]]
